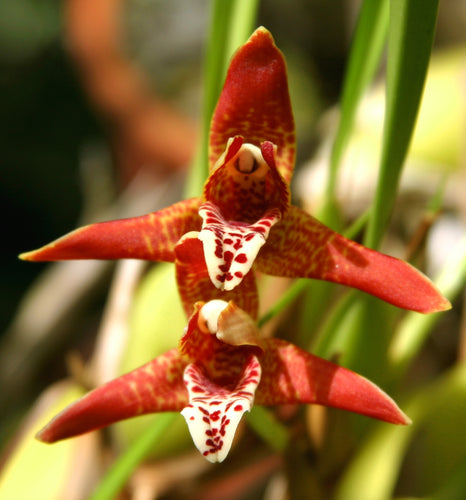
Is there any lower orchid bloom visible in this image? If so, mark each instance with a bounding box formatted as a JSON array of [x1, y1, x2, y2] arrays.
[[36, 298, 410, 463], [37, 234, 409, 463], [19, 28, 449, 315]]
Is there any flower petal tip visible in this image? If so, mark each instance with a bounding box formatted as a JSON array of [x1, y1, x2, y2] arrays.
[[34, 427, 56, 444], [18, 247, 51, 262], [435, 296, 452, 313], [401, 413, 413, 426], [18, 251, 33, 261]]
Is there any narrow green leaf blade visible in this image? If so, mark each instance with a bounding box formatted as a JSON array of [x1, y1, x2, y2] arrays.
[[185, 0, 235, 198], [326, 0, 389, 200], [388, 236, 466, 380], [89, 413, 177, 500], [185, 0, 259, 199], [224, 0, 260, 63], [364, 0, 440, 249]]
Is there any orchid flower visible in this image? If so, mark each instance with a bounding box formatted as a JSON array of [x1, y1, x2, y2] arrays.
[[20, 27, 449, 314], [35, 233, 410, 463], [36, 299, 410, 463]]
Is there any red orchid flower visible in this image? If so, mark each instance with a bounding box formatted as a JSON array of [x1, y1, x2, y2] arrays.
[[37, 298, 409, 463], [20, 27, 449, 314], [36, 234, 409, 463]]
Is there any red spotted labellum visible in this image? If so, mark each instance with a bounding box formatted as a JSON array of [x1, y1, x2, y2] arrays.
[[35, 227, 411, 463], [36, 298, 410, 463]]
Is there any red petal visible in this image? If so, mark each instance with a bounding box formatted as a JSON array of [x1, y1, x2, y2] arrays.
[[175, 232, 259, 319], [257, 339, 410, 425], [36, 349, 187, 443], [209, 27, 295, 183], [20, 198, 202, 262], [257, 206, 451, 313]]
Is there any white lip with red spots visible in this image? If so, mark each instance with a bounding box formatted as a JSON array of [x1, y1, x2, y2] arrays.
[[198, 202, 281, 291], [181, 355, 261, 463]]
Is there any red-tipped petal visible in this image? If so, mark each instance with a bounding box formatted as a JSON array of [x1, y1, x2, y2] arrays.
[[175, 232, 259, 319], [36, 349, 187, 443], [257, 339, 410, 425], [257, 206, 451, 313], [209, 27, 295, 183], [20, 198, 202, 263]]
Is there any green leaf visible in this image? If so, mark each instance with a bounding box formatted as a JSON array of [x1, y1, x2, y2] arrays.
[[224, 0, 260, 63], [311, 290, 359, 359], [388, 236, 466, 381], [432, 455, 466, 500], [326, 0, 389, 202], [185, 0, 235, 198], [335, 364, 466, 500], [246, 406, 289, 453], [333, 415, 415, 500], [120, 263, 185, 374], [258, 278, 308, 329], [89, 413, 177, 500], [185, 0, 259, 198], [364, 0, 440, 249], [0, 383, 87, 500]]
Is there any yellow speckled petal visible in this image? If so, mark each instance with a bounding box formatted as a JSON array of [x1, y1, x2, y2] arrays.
[[20, 198, 202, 263], [36, 350, 188, 443], [257, 206, 451, 313]]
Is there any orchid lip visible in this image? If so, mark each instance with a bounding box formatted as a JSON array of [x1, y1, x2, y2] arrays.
[[198, 202, 282, 292]]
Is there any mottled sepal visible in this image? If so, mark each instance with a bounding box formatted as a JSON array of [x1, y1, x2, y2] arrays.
[[258, 206, 451, 313], [181, 355, 261, 463], [258, 339, 410, 425], [36, 350, 188, 443], [20, 198, 202, 263], [198, 201, 281, 291], [209, 27, 295, 184]]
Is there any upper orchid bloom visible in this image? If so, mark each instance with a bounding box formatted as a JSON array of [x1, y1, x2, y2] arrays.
[[20, 27, 450, 314], [36, 297, 410, 463]]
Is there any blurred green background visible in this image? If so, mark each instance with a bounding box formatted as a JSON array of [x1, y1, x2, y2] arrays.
[[0, 1, 465, 498]]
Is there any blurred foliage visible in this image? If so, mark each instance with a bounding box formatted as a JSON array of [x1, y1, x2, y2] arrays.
[[1, 0, 465, 499], [0, 0, 101, 333]]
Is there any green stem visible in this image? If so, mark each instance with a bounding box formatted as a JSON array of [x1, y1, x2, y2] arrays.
[[326, 0, 389, 201], [258, 279, 309, 329], [246, 406, 289, 452], [185, 0, 236, 198], [364, 0, 439, 249], [224, 0, 260, 64], [88, 413, 177, 500]]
